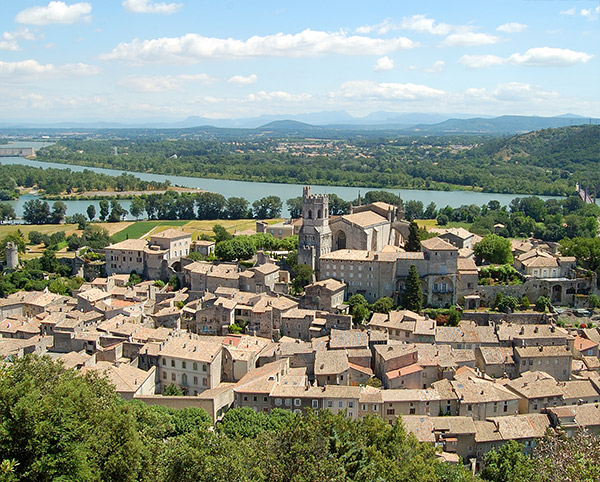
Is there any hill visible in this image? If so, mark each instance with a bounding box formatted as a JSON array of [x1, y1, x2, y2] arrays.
[[469, 125, 600, 185]]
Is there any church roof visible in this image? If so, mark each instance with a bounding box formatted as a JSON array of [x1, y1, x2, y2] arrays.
[[339, 211, 388, 228]]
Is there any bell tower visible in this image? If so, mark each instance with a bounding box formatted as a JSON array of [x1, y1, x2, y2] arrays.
[[298, 186, 331, 275]]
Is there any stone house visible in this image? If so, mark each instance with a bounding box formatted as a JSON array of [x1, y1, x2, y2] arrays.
[[514, 345, 573, 380], [157, 335, 223, 395]]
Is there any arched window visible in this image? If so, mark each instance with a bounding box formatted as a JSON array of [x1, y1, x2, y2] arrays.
[[181, 373, 188, 385]]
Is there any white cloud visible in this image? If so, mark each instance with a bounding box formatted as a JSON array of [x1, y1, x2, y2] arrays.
[[247, 91, 311, 103], [373, 56, 394, 71], [441, 31, 501, 46], [336, 80, 445, 100], [357, 15, 451, 35], [509, 47, 593, 66], [460, 47, 593, 68], [459, 54, 508, 68], [0, 27, 36, 51], [496, 22, 527, 33], [100, 29, 416, 64], [228, 74, 258, 85], [122, 0, 182, 15], [425, 60, 445, 73], [119, 73, 213, 92], [15, 2, 92, 25], [0, 59, 99, 79], [399, 14, 452, 35], [580, 6, 600, 18], [464, 82, 558, 103], [560, 7, 576, 15]]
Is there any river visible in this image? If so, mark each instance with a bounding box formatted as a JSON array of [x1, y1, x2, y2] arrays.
[[0, 148, 561, 220]]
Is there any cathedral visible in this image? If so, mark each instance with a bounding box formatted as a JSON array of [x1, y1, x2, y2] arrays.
[[298, 186, 410, 275]]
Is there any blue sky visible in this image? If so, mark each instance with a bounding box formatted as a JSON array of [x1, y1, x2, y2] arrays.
[[1, 0, 598, 122]]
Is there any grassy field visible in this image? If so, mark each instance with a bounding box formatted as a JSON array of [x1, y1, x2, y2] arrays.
[[0, 223, 80, 239], [109, 220, 190, 242], [416, 219, 473, 231]]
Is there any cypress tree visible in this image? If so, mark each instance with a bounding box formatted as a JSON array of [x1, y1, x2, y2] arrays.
[[405, 221, 421, 252], [403, 264, 423, 312]]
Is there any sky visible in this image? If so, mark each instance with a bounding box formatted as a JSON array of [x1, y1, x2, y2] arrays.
[[0, 0, 599, 123]]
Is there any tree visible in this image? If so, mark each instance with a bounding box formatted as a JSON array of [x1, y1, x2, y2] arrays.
[[474, 234, 513, 265], [348, 294, 370, 324], [22, 199, 50, 224], [533, 428, 600, 482], [286, 196, 303, 219], [535, 296, 552, 312], [51, 201, 67, 224], [86, 204, 96, 221], [28, 230, 44, 245], [252, 196, 282, 219], [213, 224, 232, 243], [196, 192, 226, 220], [372, 296, 394, 314], [291, 263, 313, 294], [225, 197, 250, 220], [0, 203, 16, 224], [328, 193, 351, 215], [0, 356, 144, 482], [366, 376, 382, 388], [402, 265, 423, 312], [405, 221, 421, 252], [436, 213, 449, 226], [99, 199, 109, 222], [163, 383, 184, 396], [496, 294, 519, 313], [482, 440, 538, 482], [521, 295, 531, 310], [129, 197, 145, 220], [405, 200, 424, 220], [362, 190, 399, 205], [423, 202, 437, 219], [108, 199, 128, 222]]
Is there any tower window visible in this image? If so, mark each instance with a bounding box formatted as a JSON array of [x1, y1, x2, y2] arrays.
[[308, 210, 313, 219]]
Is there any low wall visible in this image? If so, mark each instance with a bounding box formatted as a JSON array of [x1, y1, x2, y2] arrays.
[[462, 311, 553, 326]]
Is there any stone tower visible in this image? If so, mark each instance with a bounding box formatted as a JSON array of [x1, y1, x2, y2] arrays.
[[5, 241, 18, 270], [298, 186, 331, 275]]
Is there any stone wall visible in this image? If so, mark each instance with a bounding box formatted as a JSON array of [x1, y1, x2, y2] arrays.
[[462, 311, 552, 326]]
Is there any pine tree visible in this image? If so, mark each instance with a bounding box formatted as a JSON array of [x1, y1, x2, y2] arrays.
[[405, 221, 421, 252], [403, 264, 423, 312]]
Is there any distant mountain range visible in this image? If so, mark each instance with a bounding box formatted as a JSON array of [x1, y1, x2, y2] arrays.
[[1, 112, 598, 135]]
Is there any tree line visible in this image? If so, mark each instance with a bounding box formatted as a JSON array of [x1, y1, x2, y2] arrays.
[[34, 125, 600, 196], [0, 163, 169, 198]]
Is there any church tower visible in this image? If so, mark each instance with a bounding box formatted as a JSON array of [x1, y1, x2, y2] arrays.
[[298, 186, 331, 275]]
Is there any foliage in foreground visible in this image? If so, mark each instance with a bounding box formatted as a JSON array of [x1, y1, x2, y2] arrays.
[[0, 356, 479, 482]]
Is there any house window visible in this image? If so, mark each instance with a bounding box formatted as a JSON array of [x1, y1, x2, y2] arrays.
[[361, 404, 367, 411], [182, 361, 186, 369], [194, 376, 198, 385], [372, 404, 378, 411], [275, 398, 282, 406], [162, 372, 166, 379], [312, 400, 319, 408], [171, 373, 176, 381], [338, 401, 343, 408], [193, 362, 198, 370], [294, 399, 301, 407], [171, 360, 175, 367], [203, 365, 207, 372], [162, 359, 166, 366], [348, 402, 354, 408], [386, 408, 395, 415], [327, 400, 333, 408], [467, 404, 472, 411]]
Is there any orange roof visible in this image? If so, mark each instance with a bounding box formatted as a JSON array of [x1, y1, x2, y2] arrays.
[[575, 336, 598, 352]]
